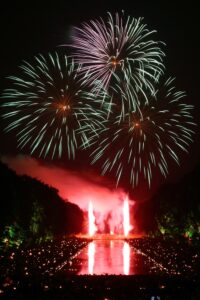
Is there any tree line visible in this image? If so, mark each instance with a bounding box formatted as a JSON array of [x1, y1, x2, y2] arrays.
[[0, 162, 84, 247], [152, 165, 200, 239]]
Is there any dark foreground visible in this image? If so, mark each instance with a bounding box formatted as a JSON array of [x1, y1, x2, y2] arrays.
[[1, 274, 200, 300], [0, 237, 200, 300]]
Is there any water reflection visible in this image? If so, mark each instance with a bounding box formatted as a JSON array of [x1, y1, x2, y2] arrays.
[[79, 240, 131, 275], [66, 239, 168, 275], [123, 242, 130, 275], [88, 242, 95, 275]]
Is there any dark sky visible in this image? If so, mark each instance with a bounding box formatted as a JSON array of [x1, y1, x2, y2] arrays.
[[0, 1, 199, 200]]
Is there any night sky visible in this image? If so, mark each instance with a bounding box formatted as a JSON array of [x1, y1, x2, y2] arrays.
[[0, 1, 199, 205]]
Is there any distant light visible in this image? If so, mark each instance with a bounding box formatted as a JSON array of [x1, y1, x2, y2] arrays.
[[62, 104, 70, 111], [110, 56, 120, 67]]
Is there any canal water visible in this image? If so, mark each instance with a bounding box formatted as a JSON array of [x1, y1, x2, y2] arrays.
[[68, 240, 163, 275]]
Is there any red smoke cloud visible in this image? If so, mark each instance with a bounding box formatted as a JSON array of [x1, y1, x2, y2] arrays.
[[1, 155, 135, 233]]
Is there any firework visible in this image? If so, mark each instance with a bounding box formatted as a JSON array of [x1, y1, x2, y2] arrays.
[[90, 78, 196, 187], [1, 52, 107, 159], [70, 12, 165, 97]]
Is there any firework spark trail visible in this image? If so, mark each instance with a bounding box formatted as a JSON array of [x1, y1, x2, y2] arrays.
[[1, 52, 107, 159], [90, 78, 196, 187], [70, 12, 165, 102], [0, 13, 196, 191]]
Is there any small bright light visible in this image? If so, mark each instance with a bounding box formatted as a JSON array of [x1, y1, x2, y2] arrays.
[[112, 60, 118, 66], [110, 56, 120, 67], [60, 104, 70, 111]]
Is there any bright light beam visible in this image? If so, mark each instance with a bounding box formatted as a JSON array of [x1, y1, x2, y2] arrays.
[[88, 242, 95, 275], [123, 197, 130, 236], [123, 242, 130, 275], [88, 201, 96, 236]]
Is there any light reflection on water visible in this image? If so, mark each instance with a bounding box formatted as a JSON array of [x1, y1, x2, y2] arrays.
[[88, 242, 95, 275], [78, 240, 131, 275], [66, 239, 168, 275], [123, 242, 130, 275]]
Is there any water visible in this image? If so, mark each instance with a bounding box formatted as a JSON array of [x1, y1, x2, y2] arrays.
[[69, 240, 163, 275]]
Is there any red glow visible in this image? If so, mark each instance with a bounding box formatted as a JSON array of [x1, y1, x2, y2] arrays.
[[88, 242, 95, 274], [88, 201, 96, 236], [2, 156, 136, 235], [88, 196, 132, 236], [110, 56, 119, 66], [123, 242, 130, 275], [123, 197, 130, 236], [79, 240, 132, 275], [54, 103, 70, 112]]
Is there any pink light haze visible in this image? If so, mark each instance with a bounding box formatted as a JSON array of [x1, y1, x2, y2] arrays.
[[88, 198, 131, 236], [88, 201, 96, 236], [78, 240, 131, 275], [1, 155, 135, 234], [123, 197, 130, 236]]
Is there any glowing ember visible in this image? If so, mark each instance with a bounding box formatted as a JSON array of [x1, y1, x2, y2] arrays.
[[88, 201, 96, 236], [123, 242, 130, 275], [123, 197, 130, 236]]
